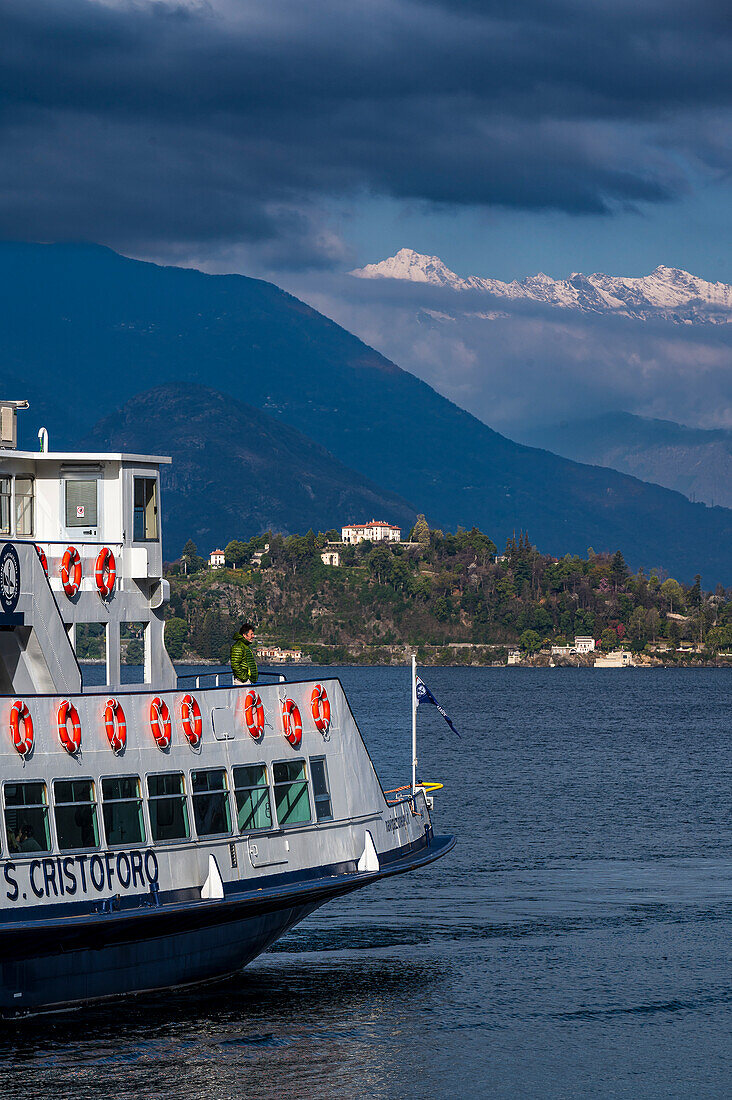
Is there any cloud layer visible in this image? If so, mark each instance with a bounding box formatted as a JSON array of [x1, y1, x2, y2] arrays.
[[2, 0, 732, 266], [288, 271, 732, 432]]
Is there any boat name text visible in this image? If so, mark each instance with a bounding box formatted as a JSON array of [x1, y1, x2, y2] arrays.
[[2, 849, 159, 902]]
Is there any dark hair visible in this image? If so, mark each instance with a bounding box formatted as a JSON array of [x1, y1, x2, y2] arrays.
[[240, 622, 255, 634]]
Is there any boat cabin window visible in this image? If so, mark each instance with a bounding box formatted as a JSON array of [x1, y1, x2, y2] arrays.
[[15, 477, 34, 536], [147, 773, 190, 842], [53, 779, 100, 851], [102, 776, 146, 846], [133, 477, 158, 541], [191, 769, 232, 837], [232, 765, 272, 833], [272, 761, 311, 827], [65, 478, 98, 528], [0, 478, 11, 535], [4, 781, 51, 854], [309, 757, 333, 821]]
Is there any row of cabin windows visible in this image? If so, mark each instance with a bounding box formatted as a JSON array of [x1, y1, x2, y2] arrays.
[[0, 476, 158, 540], [0, 477, 34, 537], [3, 758, 333, 855]]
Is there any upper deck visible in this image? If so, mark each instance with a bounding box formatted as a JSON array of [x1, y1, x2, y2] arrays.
[[0, 400, 175, 694]]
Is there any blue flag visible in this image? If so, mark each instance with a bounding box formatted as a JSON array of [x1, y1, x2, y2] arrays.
[[415, 676, 461, 738]]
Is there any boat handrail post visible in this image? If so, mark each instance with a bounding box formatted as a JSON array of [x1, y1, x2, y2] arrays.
[[411, 652, 417, 796]]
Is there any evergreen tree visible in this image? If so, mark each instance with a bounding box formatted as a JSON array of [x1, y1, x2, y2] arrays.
[[411, 514, 431, 551]]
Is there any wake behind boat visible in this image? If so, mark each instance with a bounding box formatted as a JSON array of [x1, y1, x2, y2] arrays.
[[0, 399, 453, 1013]]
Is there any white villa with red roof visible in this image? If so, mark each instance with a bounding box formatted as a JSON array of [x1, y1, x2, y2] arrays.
[[341, 520, 401, 545]]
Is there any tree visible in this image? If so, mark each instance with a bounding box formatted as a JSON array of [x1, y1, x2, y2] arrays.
[[610, 550, 629, 590], [689, 574, 702, 608], [411, 514, 431, 551], [180, 539, 206, 574], [367, 546, 392, 583], [519, 629, 542, 654], [164, 617, 188, 660], [600, 627, 618, 651], [124, 639, 144, 665], [224, 540, 249, 569]]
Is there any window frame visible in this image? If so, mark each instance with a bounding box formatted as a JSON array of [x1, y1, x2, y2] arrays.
[[133, 476, 159, 542], [146, 771, 191, 844], [0, 477, 12, 536], [100, 774, 147, 848], [64, 476, 99, 530], [52, 777, 101, 853], [272, 759, 312, 828], [3, 779, 52, 856], [232, 763, 273, 835], [190, 768, 233, 839], [309, 756, 334, 822], [14, 475, 34, 537]]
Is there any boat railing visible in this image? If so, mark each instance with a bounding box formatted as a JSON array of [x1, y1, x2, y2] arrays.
[[177, 670, 287, 689]]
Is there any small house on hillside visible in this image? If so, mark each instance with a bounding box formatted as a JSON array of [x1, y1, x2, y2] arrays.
[[341, 520, 401, 545], [574, 636, 595, 653], [321, 549, 340, 566], [209, 549, 225, 569]]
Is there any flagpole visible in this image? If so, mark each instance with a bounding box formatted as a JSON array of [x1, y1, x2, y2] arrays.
[[411, 652, 417, 795]]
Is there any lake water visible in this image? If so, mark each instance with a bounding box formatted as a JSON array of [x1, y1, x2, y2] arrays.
[[1, 666, 730, 1098]]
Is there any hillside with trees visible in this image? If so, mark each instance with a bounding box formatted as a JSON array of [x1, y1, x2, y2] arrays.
[[162, 522, 732, 666]]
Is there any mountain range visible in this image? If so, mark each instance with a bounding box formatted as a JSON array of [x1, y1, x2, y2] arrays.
[[82, 385, 417, 552], [352, 249, 732, 324], [2, 241, 731, 582]]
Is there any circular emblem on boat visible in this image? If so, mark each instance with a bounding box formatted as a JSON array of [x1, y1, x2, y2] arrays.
[[0, 544, 20, 614]]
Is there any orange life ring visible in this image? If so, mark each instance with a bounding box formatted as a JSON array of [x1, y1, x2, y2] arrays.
[[245, 690, 265, 740], [180, 694, 202, 748], [35, 544, 48, 578], [57, 699, 82, 754], [104, 698, 127, 753], [150, 696, 172, 750], [310, 684, 331, 734], [10, 701, 33, 757], [95, 547, 116, 598], [282, 698, 302, 749], [61, 546, 82, 597]]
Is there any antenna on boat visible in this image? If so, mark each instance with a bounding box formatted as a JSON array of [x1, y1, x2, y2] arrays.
[[411, 652, 418, 795]]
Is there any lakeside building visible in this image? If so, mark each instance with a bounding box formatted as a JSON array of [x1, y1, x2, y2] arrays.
[[258, 645, 305, 663], [209, 548, 225, 569], [574, 636, 596, 653], [507, 648, 522, 665], [594, 649, 634, 668], [341, 520, 401, 545]]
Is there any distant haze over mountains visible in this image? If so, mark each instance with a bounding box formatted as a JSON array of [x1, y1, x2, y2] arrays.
[[353, 249, 732, 324], [2, 241, 731, 581], [521, 413, 732, 512]]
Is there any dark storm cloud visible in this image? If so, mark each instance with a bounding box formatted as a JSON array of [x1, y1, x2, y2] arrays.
[[1, 0, 731, 264]]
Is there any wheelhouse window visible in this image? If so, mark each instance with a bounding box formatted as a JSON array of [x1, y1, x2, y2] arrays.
[[191, 769, 231, 837], [65, 478, 98, 528], [310, 757, 333, 821], [134, 477, 158, 541], [0, 478, 10, 535], [53, 779, 99, 851], [147, 773, 190, 842], [4, 781, 51, 854], [273, 761, 311, 827], [102, 776, 145, 846], [233, 765, 272, 833], [15, 477, 34, 536]]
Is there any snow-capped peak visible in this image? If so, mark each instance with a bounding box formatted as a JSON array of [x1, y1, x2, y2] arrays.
[[350, 250, 732, 323]]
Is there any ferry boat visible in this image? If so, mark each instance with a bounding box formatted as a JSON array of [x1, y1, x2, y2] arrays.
[[0, 400, 453, 1012]]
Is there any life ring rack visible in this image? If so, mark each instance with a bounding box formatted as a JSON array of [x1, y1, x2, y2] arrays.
[[281, 698, 302, 749], [95, 547, 116, 598], [57, 699, 82, 755], [10, 701, 34, 758], [150, 697, 172, 750], [61, 546, 82, 597], [245, 690, 265, 740], [310, 683, 331, 735], [180, 694, 203, 748], [104, 698, 127, 753]]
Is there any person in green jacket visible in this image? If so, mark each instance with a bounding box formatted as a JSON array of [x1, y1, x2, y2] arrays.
[[231, 622, 258, 684]]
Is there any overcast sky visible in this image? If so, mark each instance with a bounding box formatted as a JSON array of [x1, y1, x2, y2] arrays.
[[2, 0, 732, 283]]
